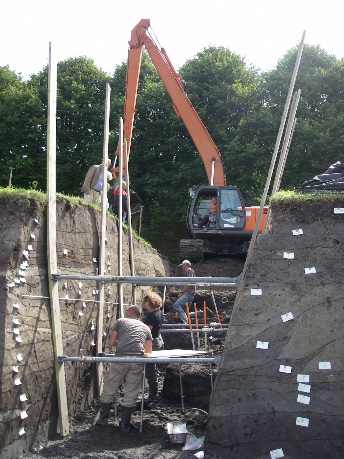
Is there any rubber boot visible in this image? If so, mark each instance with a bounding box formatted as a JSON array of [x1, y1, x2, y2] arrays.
[[178, 311, 188, 324], [147, 383, 158, 402], [95, 402, 111, 426], [120, 406, 133, 433]]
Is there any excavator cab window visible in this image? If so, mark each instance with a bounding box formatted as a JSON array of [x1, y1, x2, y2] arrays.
[[193, 194, 217, 227], [219, 189, 245, 229]]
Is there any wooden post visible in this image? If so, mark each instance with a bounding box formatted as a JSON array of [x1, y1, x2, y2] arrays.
[[118, 118, 124, 317], [125, 142, 136, 305], [46, 42, 69, 436], [138, 206, 143, 237], [8, 167, 14, 186], [236, 30, 306, 297], [96, 83, 111, 395]]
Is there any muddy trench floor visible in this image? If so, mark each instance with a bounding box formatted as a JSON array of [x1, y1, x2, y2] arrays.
[[18, 259, 244, 459]]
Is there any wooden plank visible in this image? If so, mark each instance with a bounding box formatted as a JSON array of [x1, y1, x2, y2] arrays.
[[46, 42, 69, 436], [96, 83, 111, 395]]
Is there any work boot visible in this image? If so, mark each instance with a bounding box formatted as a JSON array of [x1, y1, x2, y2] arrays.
[[95, 402, 111, 426], [120, 406, 133, 433], [178, 311, 188, 324], [147, 384, 158, 403]]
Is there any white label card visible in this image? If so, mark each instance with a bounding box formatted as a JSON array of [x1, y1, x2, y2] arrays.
[[283, 252, 294, 259], [297, 394, 310, 405], [296, 417, 309, 427], [334, 208, 344, 214], [319, 361, 331, 370], [270, 448, 284, 459], [305, 267, 316, 274], [292, 229, 303, 235], [279, 365, 292, 373], [251, 288, 262, 296], [281, 312, 294, 322], [256, 341, 269, 349], [297, 374, 310, 383], [298, 383, 311, 393]]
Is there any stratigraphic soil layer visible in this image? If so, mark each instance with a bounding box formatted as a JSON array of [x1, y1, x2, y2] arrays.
[[205, 196, 344, 458]]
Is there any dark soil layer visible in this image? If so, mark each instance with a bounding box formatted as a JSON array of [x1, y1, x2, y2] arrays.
[[204, 196, 344, 459]]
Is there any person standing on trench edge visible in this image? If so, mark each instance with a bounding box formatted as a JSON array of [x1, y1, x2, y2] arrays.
[[142, 292, 164, 402], [96, 305, 152, 432], [172, 260, 195, 324], [81, 159, 112, 205]]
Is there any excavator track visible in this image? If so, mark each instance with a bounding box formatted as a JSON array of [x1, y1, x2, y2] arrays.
[[179, 239, 204, 262]]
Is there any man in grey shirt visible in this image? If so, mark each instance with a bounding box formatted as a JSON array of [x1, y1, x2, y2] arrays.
[[97, 305, 152, 432]]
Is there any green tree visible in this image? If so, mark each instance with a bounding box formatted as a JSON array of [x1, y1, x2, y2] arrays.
[[29, 57, 111, 194], [262, 45, 344, 189], [179, 47, 268, 201], [0, 66, 45, 188]]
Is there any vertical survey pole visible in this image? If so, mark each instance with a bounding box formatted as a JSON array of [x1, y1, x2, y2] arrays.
[[46, 42, 69, 436], [96, 83, 111, 395], [118, 118, 124, 317]]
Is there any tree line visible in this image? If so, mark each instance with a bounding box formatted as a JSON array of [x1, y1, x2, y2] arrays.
[[0, 44, 343, 248]]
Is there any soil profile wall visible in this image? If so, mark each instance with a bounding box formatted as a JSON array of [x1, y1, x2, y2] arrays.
[[0, 195, 169, 459], [205, 196, 344, 459]]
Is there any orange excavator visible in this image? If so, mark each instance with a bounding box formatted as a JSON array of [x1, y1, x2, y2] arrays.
[[119, 19, 267, 259]]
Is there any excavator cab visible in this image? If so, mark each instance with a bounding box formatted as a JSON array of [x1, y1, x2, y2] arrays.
[[180, 185, 249, 260], [189, 185, 246, 231]]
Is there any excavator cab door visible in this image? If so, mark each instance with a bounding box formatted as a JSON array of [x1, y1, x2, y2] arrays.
[[219, 188, 246, 230]]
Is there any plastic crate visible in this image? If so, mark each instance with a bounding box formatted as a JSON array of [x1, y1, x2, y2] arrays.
[[168, 432, 187, 444]]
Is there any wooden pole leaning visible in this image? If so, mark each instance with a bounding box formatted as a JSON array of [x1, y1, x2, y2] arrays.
[[118, 118, 124, 318], [236, 30, 306, 298], [96, 82, 111, 396], [46, 42, 69, 436], [125, 141, 136, 305], [271, 89, 301, 196]]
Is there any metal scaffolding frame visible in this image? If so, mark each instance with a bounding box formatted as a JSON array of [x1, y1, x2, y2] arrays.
[[58, 352, 219, 432], [52, 274, 239, 288]]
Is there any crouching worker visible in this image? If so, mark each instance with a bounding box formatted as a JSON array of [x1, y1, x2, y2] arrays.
[[172, 260, 196, 324], [143, 292, 164, 402], [96, 305, 152, 432]]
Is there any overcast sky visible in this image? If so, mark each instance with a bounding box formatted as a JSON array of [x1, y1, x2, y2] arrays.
[[1, 0, 343, 80]]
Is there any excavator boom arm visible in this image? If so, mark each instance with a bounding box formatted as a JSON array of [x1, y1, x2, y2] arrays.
[[122, 19, 226, 186]]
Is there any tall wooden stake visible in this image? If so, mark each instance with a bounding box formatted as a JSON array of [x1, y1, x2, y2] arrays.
[[47, 42, 69, 436], [125, 142, 136, 304], [96, 83, 111, 395], [118, 118, 124, 317]]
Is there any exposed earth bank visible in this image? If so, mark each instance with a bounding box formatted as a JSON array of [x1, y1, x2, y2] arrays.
[[17, 258, 244, 459]]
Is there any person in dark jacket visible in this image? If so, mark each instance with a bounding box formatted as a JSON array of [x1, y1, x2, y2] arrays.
[[112, 181, 128, 220], [143, 292, 164, 402]]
